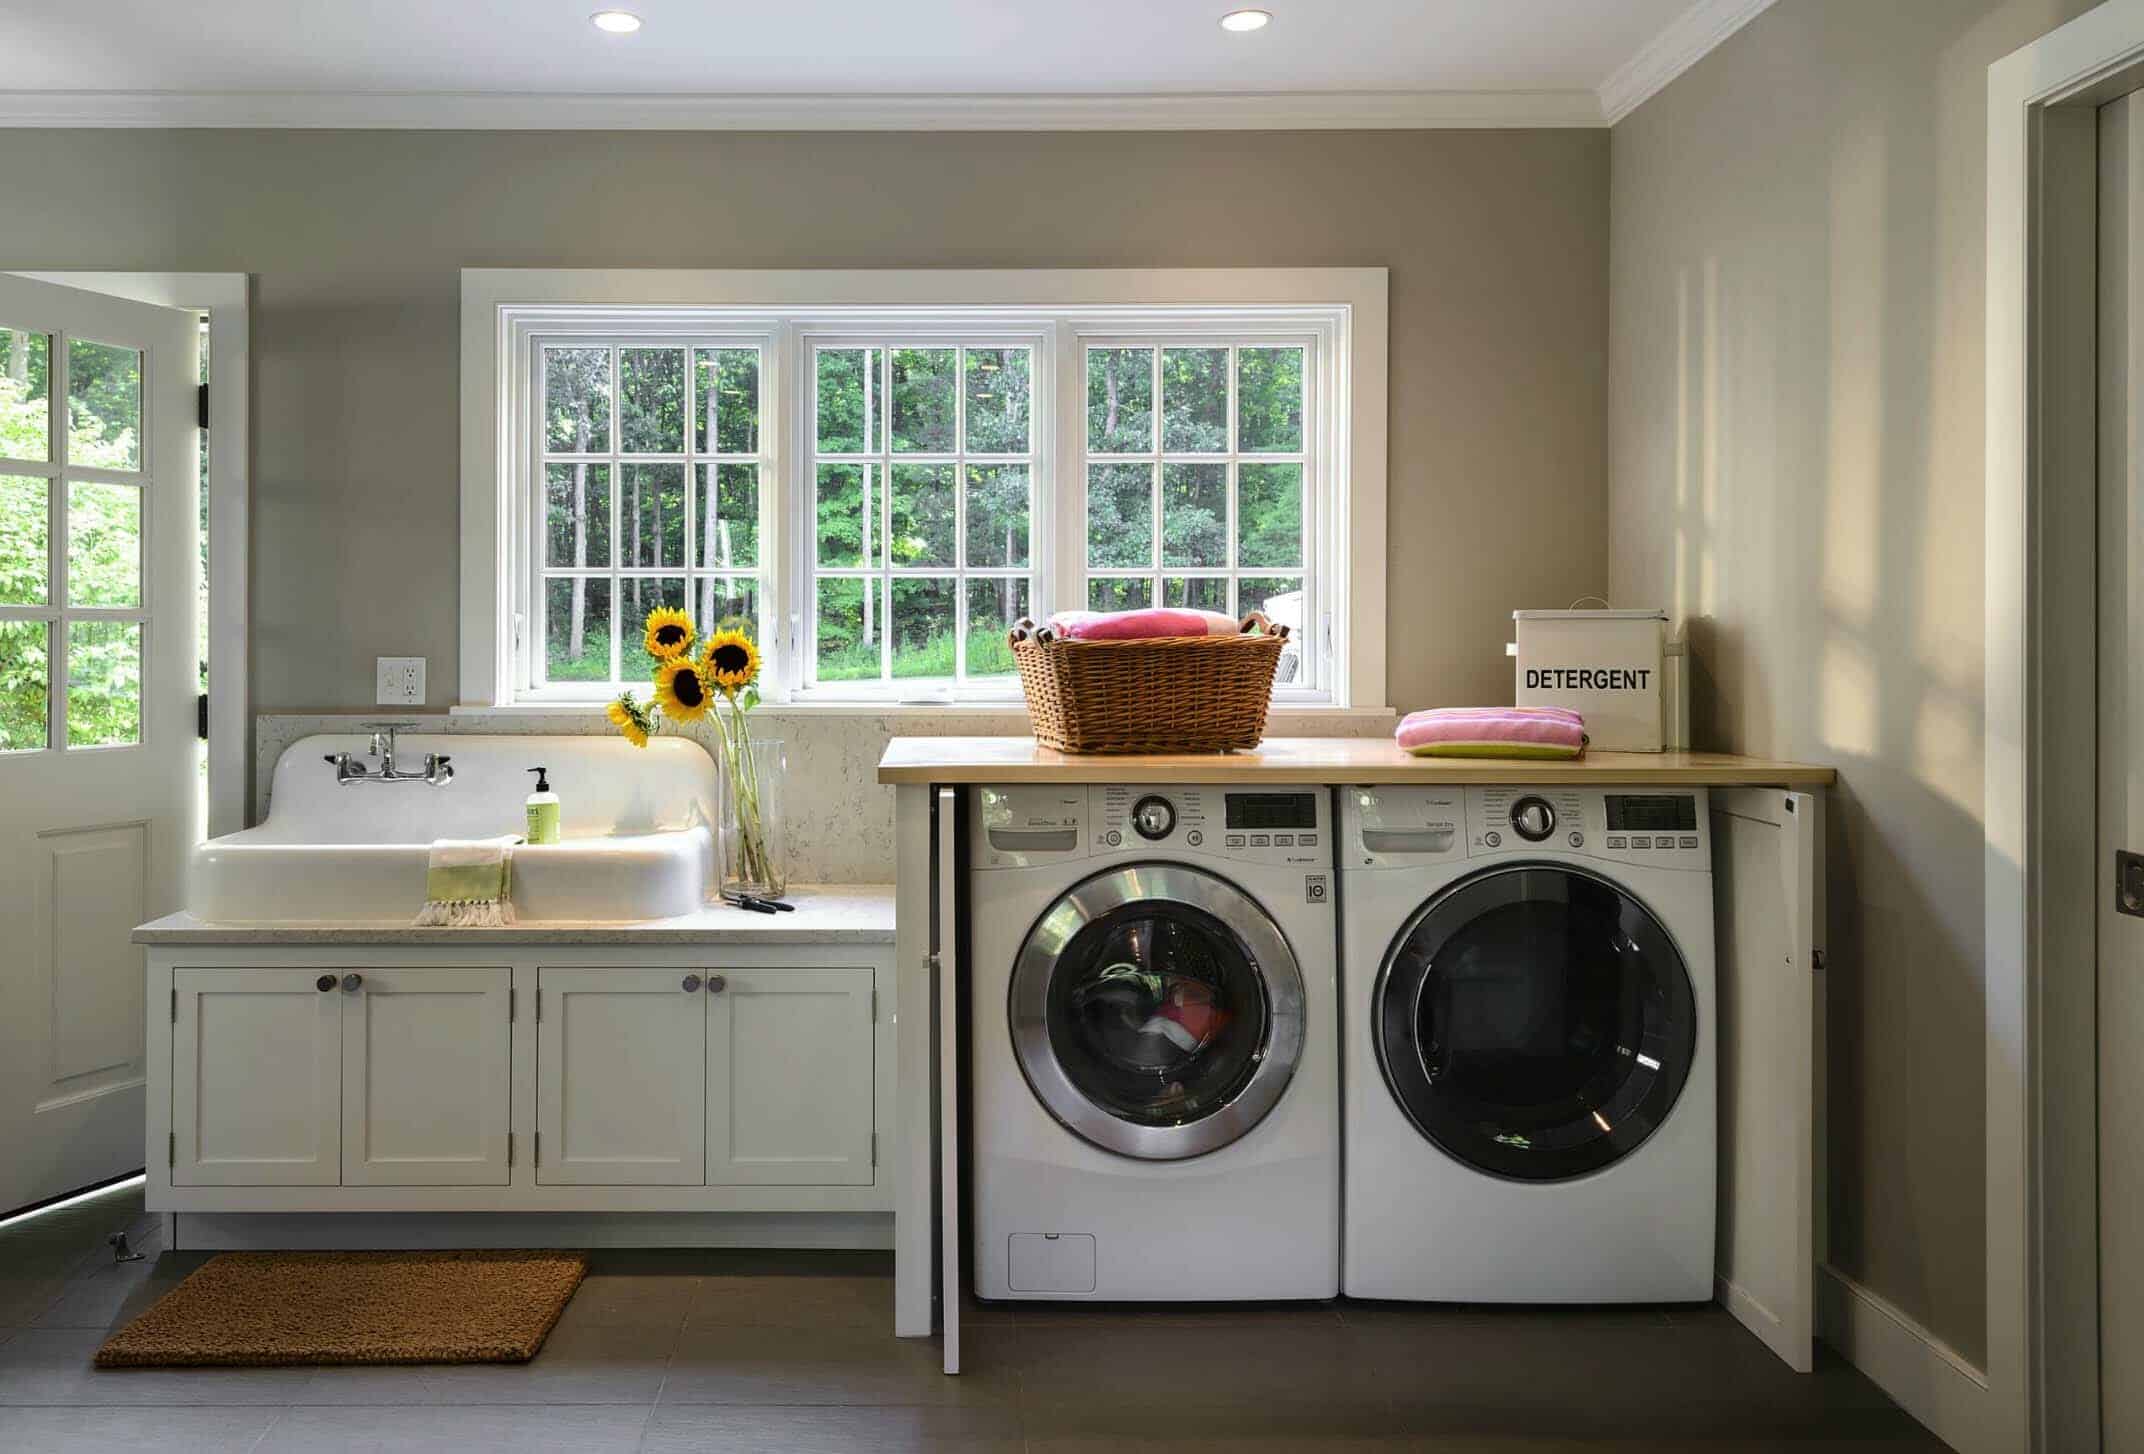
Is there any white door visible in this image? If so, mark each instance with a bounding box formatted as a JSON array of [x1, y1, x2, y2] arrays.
[[2102, 91, 2144, 1454], [0, 275, 197, 1211], [172, 969, 340, 1187], [535, 968, 706, 1186], [341, 967, 512, 1187], [707, 968, 874, 1186]]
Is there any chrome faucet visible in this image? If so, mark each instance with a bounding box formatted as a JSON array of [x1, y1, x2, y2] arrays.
[[323, 722, 454, 786]]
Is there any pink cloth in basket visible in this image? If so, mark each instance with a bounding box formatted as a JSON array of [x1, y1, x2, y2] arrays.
[[1044, 608, 1242, 642], [1395, 706, 1587, 759]]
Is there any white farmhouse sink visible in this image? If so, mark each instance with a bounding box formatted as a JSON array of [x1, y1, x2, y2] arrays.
[[190, 733, 717, 925]]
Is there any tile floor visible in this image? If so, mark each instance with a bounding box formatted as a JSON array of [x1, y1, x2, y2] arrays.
[[0, 1181, 1949, 1451]]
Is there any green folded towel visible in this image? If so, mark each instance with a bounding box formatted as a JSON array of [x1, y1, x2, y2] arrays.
[[413, 835, 520, 927]]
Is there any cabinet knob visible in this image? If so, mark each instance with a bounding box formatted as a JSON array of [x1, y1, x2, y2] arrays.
[[706, 974, 727, 995], [682, 974, 703, 993], [340, 973, 363, 992], [316, 974, 336, 993]]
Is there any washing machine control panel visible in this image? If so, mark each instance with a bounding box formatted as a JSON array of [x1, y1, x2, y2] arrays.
[[1093, 785, 1328, 866], [1346, 787, 1709, 869]]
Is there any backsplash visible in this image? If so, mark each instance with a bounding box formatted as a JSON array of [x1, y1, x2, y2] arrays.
[[254, 711, 1393, 884]]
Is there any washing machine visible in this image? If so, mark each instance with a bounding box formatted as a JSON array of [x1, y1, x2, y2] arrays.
[[1340, 784, 1716, 1303], [969, 783, 1340, 1301]]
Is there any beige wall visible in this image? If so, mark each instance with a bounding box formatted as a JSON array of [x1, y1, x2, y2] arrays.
[[1609, 0, 2095, 1367], [0, 127, 1606, 719]]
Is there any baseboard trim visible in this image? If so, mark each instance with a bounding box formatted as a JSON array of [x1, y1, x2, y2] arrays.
[[1717, 1274, 1810, 1372], [1817, 1264, 1988, 1453], [172, 1210, 892, 1252]]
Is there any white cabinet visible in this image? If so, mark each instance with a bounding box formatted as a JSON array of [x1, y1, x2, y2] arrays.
[[534, 964, 877, 1189], [536, 968, 707, 1186], [341, 968, 511, 1187], [173, 969, 341, 1187], [172, 965, 511, 1189], [708, 969, 875, 1186]]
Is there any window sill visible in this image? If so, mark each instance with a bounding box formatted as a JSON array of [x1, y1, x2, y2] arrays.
[[453, 702, 1396, 722]]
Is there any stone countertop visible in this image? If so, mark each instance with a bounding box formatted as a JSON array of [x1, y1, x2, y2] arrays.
[[876, 736, 1837, 787], [133, 884, 895, 945]]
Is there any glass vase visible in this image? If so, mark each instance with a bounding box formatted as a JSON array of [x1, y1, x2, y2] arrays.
[[719, 733, 786, 900]]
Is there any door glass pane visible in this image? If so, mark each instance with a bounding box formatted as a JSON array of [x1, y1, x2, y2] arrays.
[[815, 578, 873, 682], [66, 619, 139, 747], [621, 464, 685, 569], [966, 577, 1028, 678], [816, 464, 872, 569], [965, 464, 1029, 568], [816, 348, 881, 454], [890, 348, 957, 453], [964, 347, 1031, 454], [619, 347, 686, 454], [545, 463, 612, 569], [699, 463, 759, 570], [1163, 577, 1229, 613], [889, 464, 956, 567], [1087, 464, 1153, 569], [67, 340, 141, 471], [1238, 463, 1304, 568], [0, 328, 51, 463], [1237, 347, 1305, 453], [1160, 347, 1228, 454], [544, 347, 611, 454], [544, 577, 612, 682], [694, 347, 759, 455], [1045, 902, 1269, 1126], [1161, 463, 1227, 568], [0, 619, 47, 751], [1088, 576, 1152, 612], [891, 577, 955, 678], [1086, 347, 1153, 454], [67, 479, 142, 607], [0, 474, 48, 604]]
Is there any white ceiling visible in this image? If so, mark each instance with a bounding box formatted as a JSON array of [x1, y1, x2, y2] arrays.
[[0, 0, 1773, 128]]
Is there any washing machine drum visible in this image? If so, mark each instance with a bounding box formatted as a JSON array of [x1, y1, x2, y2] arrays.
[[1376, 864, 1697, 1183], [1010, 864, 1306, 1161]]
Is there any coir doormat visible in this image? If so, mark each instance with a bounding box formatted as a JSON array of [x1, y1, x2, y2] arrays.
[[94, 1249, 587, 1367]]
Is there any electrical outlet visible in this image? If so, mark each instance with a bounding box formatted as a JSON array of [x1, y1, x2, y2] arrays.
[[375, 656, 426, 706]]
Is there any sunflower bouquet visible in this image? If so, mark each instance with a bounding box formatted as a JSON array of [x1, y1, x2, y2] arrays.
[[609, 607, 783, 898]]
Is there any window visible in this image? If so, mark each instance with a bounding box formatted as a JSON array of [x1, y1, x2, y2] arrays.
[[473, 273, 1384, 710]]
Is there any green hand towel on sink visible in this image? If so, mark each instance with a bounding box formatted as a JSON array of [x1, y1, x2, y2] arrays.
[[413, 835, 521, 927]]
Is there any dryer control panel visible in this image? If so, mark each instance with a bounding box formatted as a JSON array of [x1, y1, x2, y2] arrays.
[[1345, 785, 1709, 871]]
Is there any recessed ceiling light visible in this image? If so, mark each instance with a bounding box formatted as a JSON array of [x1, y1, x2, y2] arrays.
[[1220, 9, 1271, 32], [591, 10, 642, 34]]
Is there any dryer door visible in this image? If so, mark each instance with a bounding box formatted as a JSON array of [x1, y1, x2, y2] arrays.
[[1375, 864, 1697, 1182], [1011, 864, 1306, 1161]]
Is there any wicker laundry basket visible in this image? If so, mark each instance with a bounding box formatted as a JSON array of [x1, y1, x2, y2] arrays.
[[1010, 627, 1288, 754]]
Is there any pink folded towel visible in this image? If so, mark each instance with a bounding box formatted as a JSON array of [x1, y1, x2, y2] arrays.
[[1396, 706, 1587, 759], [1041, 608, 1249, 642]]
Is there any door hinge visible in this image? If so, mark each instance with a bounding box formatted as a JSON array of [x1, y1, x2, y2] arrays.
[[507, 1132, 515, 1168], [533, 1131, 540, 1166], [167, 1130, 175, 1167], [535, 989, 542, 1023], [197, 381, 209, 431], [196, 692, 208, 742], [871, 1131, 878, 1167], [870, 985, 879, 1023], [170, 986, 177, 1023], [509, 986, 516, 1022]]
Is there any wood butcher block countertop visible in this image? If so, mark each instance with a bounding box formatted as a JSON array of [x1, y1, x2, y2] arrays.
[[877, 736, 1836, 787]]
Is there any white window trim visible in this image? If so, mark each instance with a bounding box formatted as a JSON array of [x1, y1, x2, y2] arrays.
[[460, 269, 1388, 710]]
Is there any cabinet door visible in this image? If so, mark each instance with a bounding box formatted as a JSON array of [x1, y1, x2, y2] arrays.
[[172, 968, 340, 1186], [341, 968, 511, 1187], [536, 968, 706, 1186], [707, 968, 875, 1186]]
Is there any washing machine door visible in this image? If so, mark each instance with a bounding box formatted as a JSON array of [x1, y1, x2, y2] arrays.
[[1010, 864, 1306, 1161], [1375, 864, 1696, 1182]]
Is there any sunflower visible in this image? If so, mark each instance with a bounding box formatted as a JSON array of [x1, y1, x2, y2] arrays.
[[606, 693, 652, 748], [652, 655, 714, 721], [701, 628, 761, 694], [642, 607, 696, 660]]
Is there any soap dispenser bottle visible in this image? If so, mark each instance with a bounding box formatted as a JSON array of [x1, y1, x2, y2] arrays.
[[525, 767, 561, 845]]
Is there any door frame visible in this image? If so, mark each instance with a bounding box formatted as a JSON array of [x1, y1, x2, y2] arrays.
[[1989, 6, 2144, 1450], [10, 272, 249, 838]]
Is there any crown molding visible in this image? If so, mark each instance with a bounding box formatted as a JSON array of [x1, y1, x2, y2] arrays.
[[0, 87, 1609, 131], [1597, 0, 1778, 125]]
